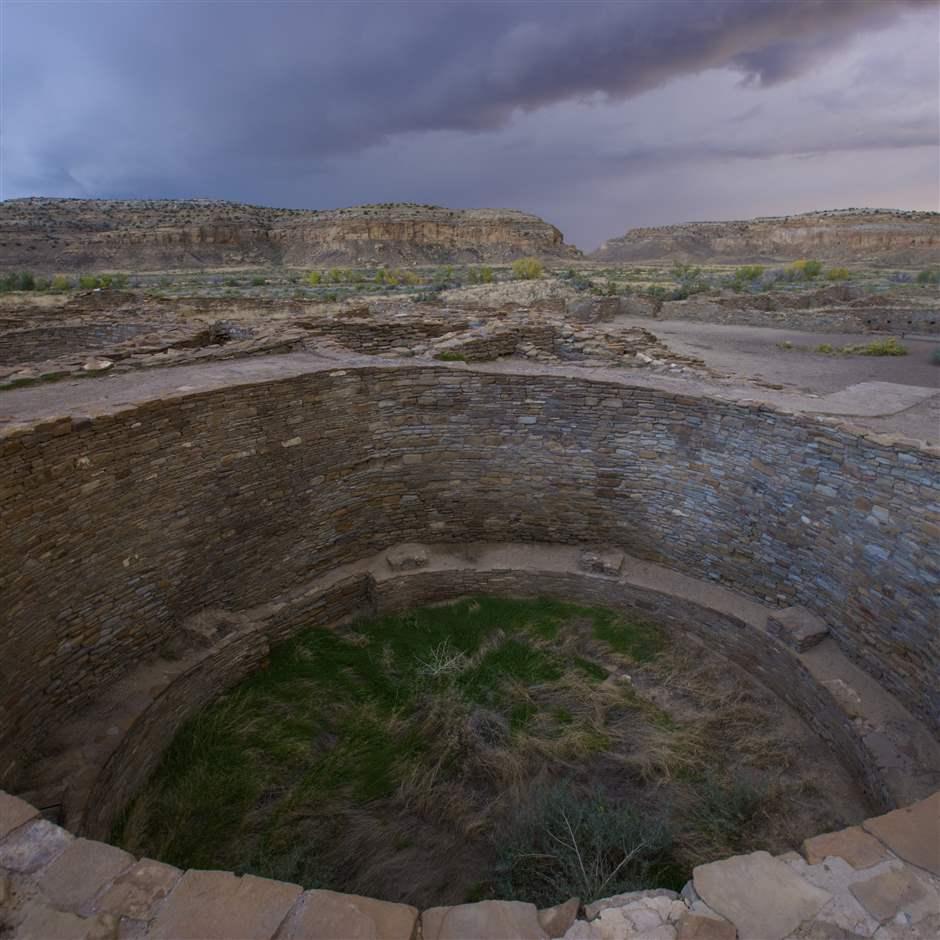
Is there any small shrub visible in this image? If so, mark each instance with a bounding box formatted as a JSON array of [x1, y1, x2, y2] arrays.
[[789, 259, 822, 279], [18, 271, 36, 291], [736, 265, 764, 282], [306, 271, 322, 286], [51, 275, 72, 292], [816, 343, 836, 355], [251, 276, 266, 286], [479, 265, 494, 284], [512, 257, 543, 280], [99, 274, 113, 289], [931, 347, 940, 365], [916, 268, 940, 285], [826, 267, 850, 281], [79, 275, 100, 290], [110, 273, 128, 289], [493, 782, 675, 906], [435, 350, 467, 362], [854, 337, 907, 356]]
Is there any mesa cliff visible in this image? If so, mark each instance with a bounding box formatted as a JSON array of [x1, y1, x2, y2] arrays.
[[592, 209, 940, 265], [0, 198, 578, 271]]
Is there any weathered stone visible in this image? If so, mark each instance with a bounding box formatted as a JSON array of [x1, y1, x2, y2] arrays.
[[694, 850, 831, 940], [803, 826, 892, 868], [148, 869, 302, 940], [538, 897, 580, 938], [36, 837, 134, 910], [0, 791, 38, 839], [276, 888, 418, 940], [386, 543, 430, 571], [767, 606, 829, 651], [863, 792, 940, 875], [12, 901, 117, 940], [422, 899, 548, 940], [578, 547, 624, 577], [89, 857, 182, 920], [563, 922, 604, 940], [675, 912, 737, 940], [0, 819, 73, 873], [849, 866, 940, 924], [585, 890, 679, 921], [782, 853, 887, 935]]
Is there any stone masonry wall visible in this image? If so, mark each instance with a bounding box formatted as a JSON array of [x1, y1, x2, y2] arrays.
[[1, 365, 937, 785]]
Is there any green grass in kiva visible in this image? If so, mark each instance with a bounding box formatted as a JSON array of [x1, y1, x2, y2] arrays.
[[114, 597, 857, 908]]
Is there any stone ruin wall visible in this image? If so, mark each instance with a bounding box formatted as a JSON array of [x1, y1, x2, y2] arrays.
[[1, 364, 938, 794]]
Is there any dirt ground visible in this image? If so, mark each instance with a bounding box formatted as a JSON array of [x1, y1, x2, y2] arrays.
[[616, 316, 940, 395]]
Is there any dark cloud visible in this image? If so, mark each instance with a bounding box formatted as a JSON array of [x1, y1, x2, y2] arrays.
[[2, 0, 938, 243]]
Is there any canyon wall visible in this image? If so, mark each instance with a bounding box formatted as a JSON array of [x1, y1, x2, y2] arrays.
[[592, 209, 940, 265], [0, 199, 576, 271]]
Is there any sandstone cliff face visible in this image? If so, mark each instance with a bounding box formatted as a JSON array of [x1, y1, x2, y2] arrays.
[[592, 209, 940, 266], [0, 199, 577, 271]]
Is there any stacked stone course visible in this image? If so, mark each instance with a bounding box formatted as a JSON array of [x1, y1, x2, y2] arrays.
[[1, 363, 938, 789]]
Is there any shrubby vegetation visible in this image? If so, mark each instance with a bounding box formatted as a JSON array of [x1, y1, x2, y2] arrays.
[[512, 257, 543, 280], [114, 596, 836, 907]]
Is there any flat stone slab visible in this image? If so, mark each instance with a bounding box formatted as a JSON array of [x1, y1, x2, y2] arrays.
[[386, 543, 430, 571], [0, 819, 73, 873], [578, 547, 624, 577], [88, 856, 182, 920], [676, 911, 737, 940], [694, 850, 831, 940], [36, 837, 134, 910], [276, 888, 418, 940], [863, 791, 940, 875], [9, 899, 116, 940], [767, 606, 828, 652], [148, 869, 302, 940], [849, 865, 940, 923], [422, 899, 549, 940], [0, 791, 38, 839], [802, 825, 891, 868]]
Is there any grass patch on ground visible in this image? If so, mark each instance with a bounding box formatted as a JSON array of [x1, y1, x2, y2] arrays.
[[114, 596, 857, 907], [815, 337, 908, 356]]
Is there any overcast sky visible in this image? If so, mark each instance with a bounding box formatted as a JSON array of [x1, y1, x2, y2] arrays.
[[2, 0, 938, 249]]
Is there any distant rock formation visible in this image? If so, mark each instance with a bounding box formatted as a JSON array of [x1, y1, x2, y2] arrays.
[[591, 209, 940, 266], [0, 198, 579, 271]]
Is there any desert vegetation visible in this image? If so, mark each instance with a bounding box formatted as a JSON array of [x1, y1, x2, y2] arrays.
[[114, 597, 857, 908]]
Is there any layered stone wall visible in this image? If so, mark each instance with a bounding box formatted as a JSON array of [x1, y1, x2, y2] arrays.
[[1, 363, 937, 790]]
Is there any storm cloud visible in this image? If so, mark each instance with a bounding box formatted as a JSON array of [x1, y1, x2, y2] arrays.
[[2, 0, 938, 247]]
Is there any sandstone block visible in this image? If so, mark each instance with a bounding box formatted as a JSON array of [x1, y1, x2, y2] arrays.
[[802, 826, 890, 869], [422, 899, 549, 940], [578, 547, 624, 578], [585, 889, 678, 921], [863, 792, 940, 875], [89, 856, 182, 920], [386, 543, 430, 572], [148, 869, 302, 940], [766, 606, 828, 652], [0, 790, 38, 839], [276, 888, 418, 940], [849, 865, 939, 924], [37, 837, 134, 910], [538, 897, 580, 938], [676, 912, 737, 940], [693, 850, 830, 940], [11, 900, 117, 940], [0, 818, 73, 873]]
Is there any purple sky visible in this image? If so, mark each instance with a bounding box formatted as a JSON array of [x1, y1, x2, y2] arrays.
[[2, 0, 938, 249]]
